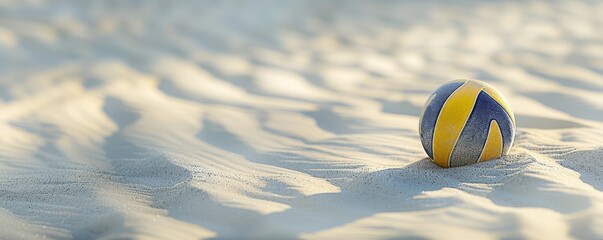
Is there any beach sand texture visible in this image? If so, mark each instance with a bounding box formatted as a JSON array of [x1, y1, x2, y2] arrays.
[[1, 0, 603, 239]]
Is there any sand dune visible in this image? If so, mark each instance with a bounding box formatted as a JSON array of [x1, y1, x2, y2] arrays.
[[1, 0, 603, 239]]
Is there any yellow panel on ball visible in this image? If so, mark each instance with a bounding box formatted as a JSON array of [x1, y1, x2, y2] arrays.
[[419, 79, 515, 168]]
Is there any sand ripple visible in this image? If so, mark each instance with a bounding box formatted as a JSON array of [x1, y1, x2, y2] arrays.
[[1, 0, 603, 239]]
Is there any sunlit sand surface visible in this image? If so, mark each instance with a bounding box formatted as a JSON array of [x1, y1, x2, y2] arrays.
[[1, 0, 603, 239]]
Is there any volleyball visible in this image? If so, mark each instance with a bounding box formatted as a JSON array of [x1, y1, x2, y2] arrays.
[[419, 79, 515, 168]]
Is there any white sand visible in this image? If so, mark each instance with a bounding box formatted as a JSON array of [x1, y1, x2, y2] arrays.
[[1, 0, 603, 239]]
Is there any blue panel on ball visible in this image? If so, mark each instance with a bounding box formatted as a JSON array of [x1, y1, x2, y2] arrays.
[[419, 81, 464, 160], [449, 91, 514, 167]]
